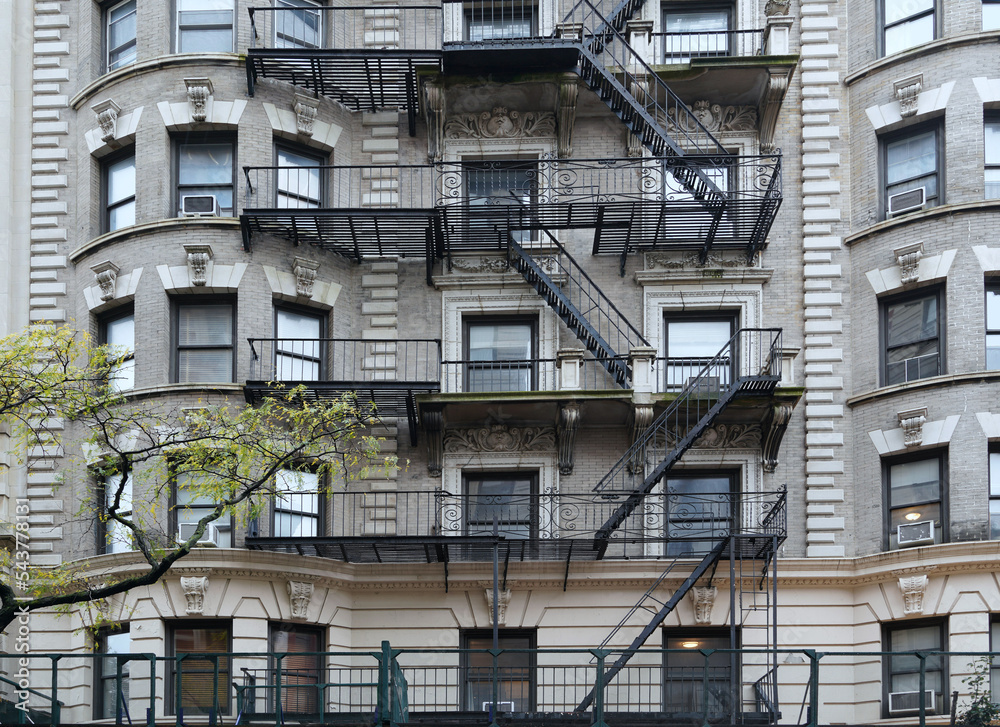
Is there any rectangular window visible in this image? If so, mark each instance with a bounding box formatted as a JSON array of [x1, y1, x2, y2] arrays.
[[464, 472, 536, 539], [276, 145, 324, 208], [275, 306, 325, 381], [984, 0, 1000, 30], [665, 472, 736, 557], [885, 453, 945, 550], [274, 469, 323, 538], [883, 124, 941, 217], [663, 313, 736, 390], [274, 0, 322, 49], [661, 5, 731, 61], [176, 0, 235, 53], [101, 307, 135, 391], [990, 449, 1000, 540], [176, 135, 235, 216], [168, 621, 231, 716], [174, 298, 235, 383], [172, 469, 233, 547], [987, 284, 1000, 369], [104, 152, 136, 232], [663, 629, 736, 717], [101, 472, 133, 554], [106, 0, 137, 71], [461, 630, 535, 713], [991, 618, 1000, 702], [465, 3, 537, 41], [882, 0, 934, 56], [269, 623, 324, 714], [987, 117, 1000, 200], [883, 621, 946, 717], [95, 626, 131, 720], [464, 157, 540, 244], [464, 317, 536, 392], [882, 288, 942, 385]]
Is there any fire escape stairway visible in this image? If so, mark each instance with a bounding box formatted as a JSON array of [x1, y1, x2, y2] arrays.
[[506, 232, 647, 386]]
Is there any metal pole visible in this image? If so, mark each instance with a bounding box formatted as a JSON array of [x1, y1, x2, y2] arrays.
[[493, 513, 499, 650]]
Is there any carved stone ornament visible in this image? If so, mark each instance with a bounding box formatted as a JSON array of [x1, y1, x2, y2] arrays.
[[646, 251, 759, 270], [424, 80, 445, 162], [443, 424, 556, 453], [91, 99, 121, 143], [184, 77, 214, 123], [557, 403, 580, 475], [91, 260, 120, 302], [764, 0, 791, 15], [894, 74, 923, 118], [666, 423, 763, 450], [180, 576, 208, 615], [444, 107, 557, 140], [666, 101, 758, 134], [691, 586, 717, 624], [629, 404, 655, 473], [450, 257, 511, 274], [287, 580, 314, 619], [292, 256, 320, 298], [293, 93, 319, 137], [762, 404, 793, 473], [894, 241, 924, 285], [423, 409, 444, 475], [899, 574, 928, 615], [485, 588, 512, 626], [557, 75, 579, 157], [183, 243, 213, 287], [897, 407, 928, 449]]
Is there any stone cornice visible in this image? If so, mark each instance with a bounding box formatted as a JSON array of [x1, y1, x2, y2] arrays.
[[846, 371, 1000, 407], [69, 218, 242, 263], [844, 30, 1000, 87], [844, 200, 1000, 247]]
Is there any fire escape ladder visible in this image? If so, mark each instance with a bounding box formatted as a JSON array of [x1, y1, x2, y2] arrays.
[[506, 232, 647, 387], [575, 538, 728, 712]]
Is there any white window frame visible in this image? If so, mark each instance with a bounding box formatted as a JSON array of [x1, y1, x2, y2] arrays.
[[176, 0, 236, 54], [106, 0, 137, 72]]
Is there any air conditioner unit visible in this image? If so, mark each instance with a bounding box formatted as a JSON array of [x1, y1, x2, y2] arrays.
[[888, 187, 926, 216], [181, 194, 221, 217], [177, 522, 220, 547], [897, 520, 934, 547], [483, 701, 515, 713], [888, 690, 936, 715]]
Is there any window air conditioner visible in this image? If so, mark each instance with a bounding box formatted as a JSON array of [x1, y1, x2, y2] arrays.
[[181, 194, 221, 217], [888, 690, 936, 715], [897, 520, 934, 547], [483, 701, 515, 713], [888, 187, 925, 216], [177, 522, 221, 547]]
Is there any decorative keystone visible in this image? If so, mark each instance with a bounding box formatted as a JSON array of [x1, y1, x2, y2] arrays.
[[180, 576, 208, 615], [185, 77, 214, 122], [691, 586, 717, 624], [897, 407, 928, 448], [287, 580, 314, 619], [485, 588, 512, 626], [293, 93, 319, 137], [898, 574, 928, 615], [894, 241, 924, 285], [293, 256, 320, 298], [91, 260, 120, 301], [894, 74, 923, 118], [183, 243, 213, 287], [92, 99, 122, 143]]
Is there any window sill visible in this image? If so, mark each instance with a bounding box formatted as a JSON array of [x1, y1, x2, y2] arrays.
[[844, 200, 1000, 247], [845, 30, 1000, 86], [69, 217, 241, 263], [847, 370, 1000, 407], [70, 53, 244, 110]]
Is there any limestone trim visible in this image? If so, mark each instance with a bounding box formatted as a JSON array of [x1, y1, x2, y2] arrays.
[[261, 265, 341, 309], [84, 267, 143, 313], [846, 371, 1000, 407], [844, 201, 1000, 246], [972, 245, 1000, 273], [642, 285, 763, 360], [180, 575, 209, 615], [157, 256, 247, 294], [864, 81, 953, 133], [864, 249, 956, 295], [868, 414, 960, 455], [690, 586, 718, 624], [157, 86, 247, 132], [844, 32, 1000, 86], [69, 218, 242, 263], [86, 105, 143, 156], [972, 77, 1000, 105], [898, 574, 928, 615], [262, 101, 343, 152], [975, 412, 1000, 438]]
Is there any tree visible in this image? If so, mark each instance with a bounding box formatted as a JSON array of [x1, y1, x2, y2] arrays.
[[0, 325, 394, 633], [957, 657, 1000, 727]]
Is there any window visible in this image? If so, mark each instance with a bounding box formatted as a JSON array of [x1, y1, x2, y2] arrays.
[[275, 306, 325, 381], [461, 630, 535, 713], [661, 4, 732, 61], [172, 468, 233, 547], [984, 0, 1000, 30], [101, 472, 133, 554], [990, 449, 1000, 539], [464, 472, 536, 538], [464, 157, 539, 244], [663, 313, 736, 390], [106, 0, 137, 71], [663, 629, 736, 717], [100, 307, 135, 392], [991, 618, 1000, 702], [95, 626, 130, 720], [174, 298, 235, 383], [176, 0, 235, 53], [665, 472, 736, 557], [883, 123, 941, 217], [276, 145, 324, 209], [881, 0, 934, 56], [987, 117, 1000, 200], [273, 469, 323, 537], [987, 284, 1000, 369], [465, 3, 536, 41], [168, 621, 231, 716], [269, 623, 323, 715], [883, 621, 946, 717], [176, 135, 235, 216], [885, 452, 945, 550], [274, 0, 322, 49], [464, 317, 536, 392], [104, 152, 136, 232], [882, 288, 942, 385]]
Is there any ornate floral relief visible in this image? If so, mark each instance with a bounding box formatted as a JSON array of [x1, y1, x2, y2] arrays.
[[184, 244, 213, 287], [287, 580, 314, 619], [898, 574, 928, 615], [444, 424, 556, 453], [894, 74, 923, 118], [646, 251, 760, 270], [484, 588, 512, 625], [897, 408, 928, 449], [292, 94, 319, 137], [450, 257, 511, 273], [180, 576, 208, 615], [894, 241, 924, 285], [665, 424, 763, 450], [184, 78, 213, 123], [91, 260, 120, 302], [691, 586, 717, 624], [665, 101, 758, 134], [92, 99, 121, 143], [292, 256, 320, 298], [444, 107, 557, 139]]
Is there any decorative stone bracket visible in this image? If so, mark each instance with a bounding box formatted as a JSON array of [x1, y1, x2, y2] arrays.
[[423, 409, 444, 475], [293, 93, 319, 137], [557, 403, 580, 475], [485, 587, 512, 626], [894, 241, 924, 285], [557, 74, 579, 158], [628, 403, 655, 473], [897, 407, 928, 448], [690, 586, 717, 624], [424, 81, 445, 162], [92, 99, 121, 143], [898, 574, 928, 615], [185, 77, 214, 123], [184, 243, 213, 287], [180, 576, 208, 615], [894, 74, 923, 118], [293, 256, 320, 298], [91, 260, 120, 302], [761, 403, 793, 473], [287, 580, 314, 619]]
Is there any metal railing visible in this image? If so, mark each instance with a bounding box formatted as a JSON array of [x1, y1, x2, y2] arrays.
[[5, 648, 994, 726], [248, 5, 443, 53], [247, 338, 441, 385], [654, 28, 765, 62], [243, 165, 437, 212]]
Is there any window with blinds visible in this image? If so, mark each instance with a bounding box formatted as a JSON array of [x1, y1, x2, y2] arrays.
[[168, 622, 231, 716], [270, 623, 324, 714], [174, 299, 235, 383]]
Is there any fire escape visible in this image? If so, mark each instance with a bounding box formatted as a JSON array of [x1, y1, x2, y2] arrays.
[[242, 1, 792, 722]]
